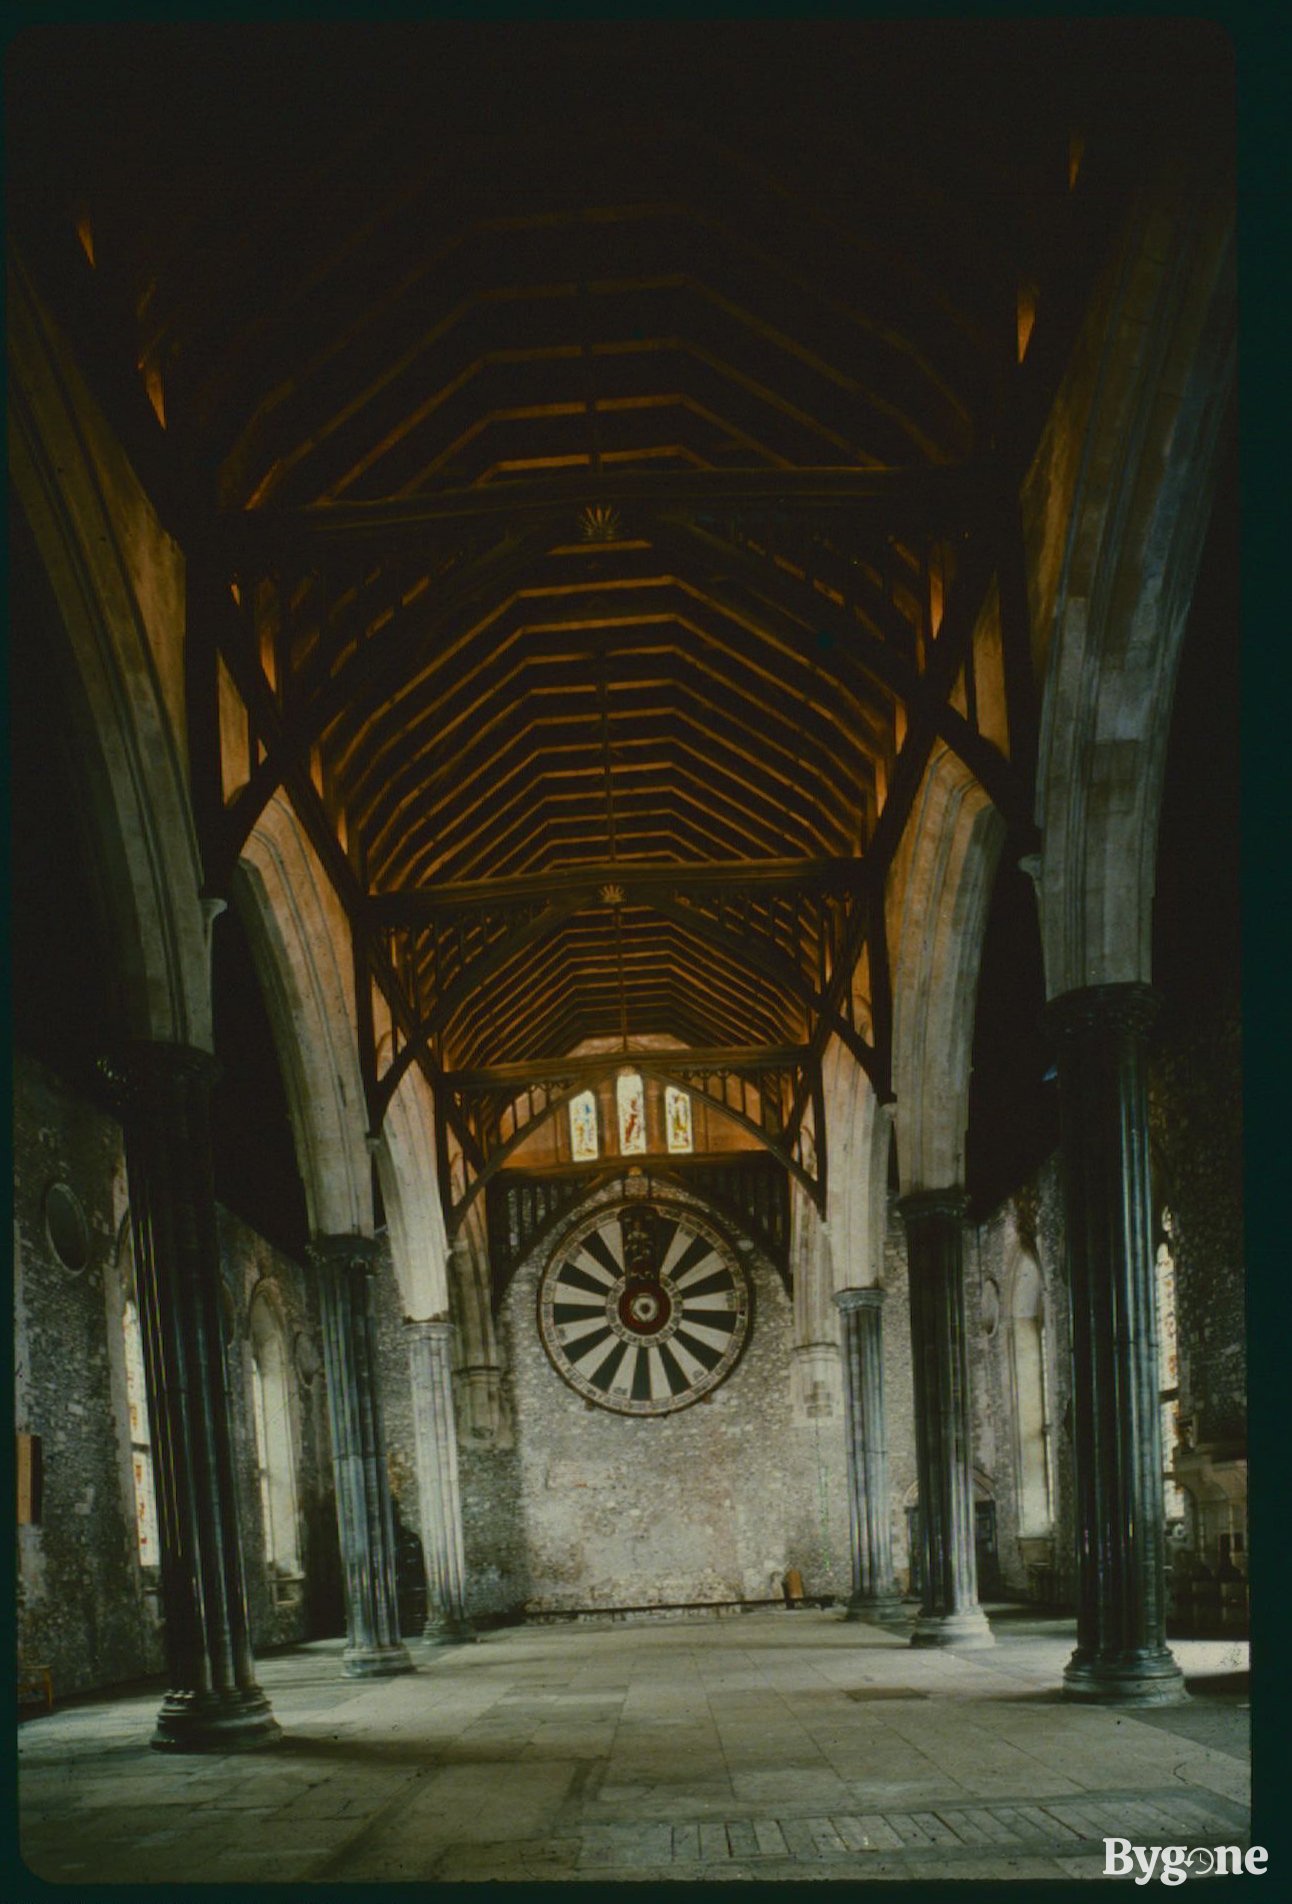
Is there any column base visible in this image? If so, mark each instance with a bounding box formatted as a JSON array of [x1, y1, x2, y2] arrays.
[[910, 1606, 996, 1649], [1062, 1649, 1188, 1707], [152, 1688, 282, 1754], [844, 1593, 910, 1627], [342, 1641, 417, 1678], [423, 1614, 478, 1645]]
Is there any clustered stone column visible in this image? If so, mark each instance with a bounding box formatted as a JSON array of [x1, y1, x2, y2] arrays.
[[108, 1043, 281, 1751], [898, 1190, 994, 1648], [310, 1237, 415, 1678], [1046, 984, 1186, 1705], [834, 1287, 905, 1624], [406, 1320, 475, 1643]]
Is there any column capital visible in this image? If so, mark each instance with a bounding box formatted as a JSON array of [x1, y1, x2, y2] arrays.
[[1018, 850, 1044, 897], [897, 1187, 969, 1225], [834, 1285, 886, 1314], [406, 1316, 456, 1345], [1044, 981, 1162, 1044], [98, 1041, 220, 1108], [308, 1233, 381, 1274]]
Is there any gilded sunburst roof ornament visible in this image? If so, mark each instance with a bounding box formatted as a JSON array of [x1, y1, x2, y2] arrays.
[[579, 503, 622, 542]]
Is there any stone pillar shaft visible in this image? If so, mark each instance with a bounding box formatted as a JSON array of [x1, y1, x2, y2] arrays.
[[899, 1190, 994, 1648], [835, 1288, 904, 1622], [1047, 983, 1185, 1705], [109, 1043, 280, 1751], [311, 1239, 414, 1678], [407, 1320, 475, 1642]]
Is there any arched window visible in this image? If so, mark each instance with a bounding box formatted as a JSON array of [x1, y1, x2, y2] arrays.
[[1010, 1256, 1053, 1536], [664, 1085, 693, 1154], [568, 1088, 599, 1162], [616, 1070, 646, 1154], [249, 1296, 301, 1578], [1157, 1212, 1186, 1525], [122, 1295, 160, 1569]]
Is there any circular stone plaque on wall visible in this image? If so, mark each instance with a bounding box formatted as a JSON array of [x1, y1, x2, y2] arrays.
[[44, 1180, 91, 1274], [537, 1197, 751, 1416]]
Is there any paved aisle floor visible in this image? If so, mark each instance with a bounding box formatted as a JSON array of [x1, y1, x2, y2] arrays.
[[18, 1611, 1249, 1883]]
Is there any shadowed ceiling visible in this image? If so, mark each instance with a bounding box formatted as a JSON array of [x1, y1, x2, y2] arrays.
[[6, 19, 1231, 1218]]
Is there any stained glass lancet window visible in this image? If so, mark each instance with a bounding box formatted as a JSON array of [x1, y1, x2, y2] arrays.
[[1157, 1211, 1186, 1524], [569, 1089, 599, 1162], [122, 1298, 160, 1568], [617, 1071, 647, 1154], [664, 1085, 693, 1154]]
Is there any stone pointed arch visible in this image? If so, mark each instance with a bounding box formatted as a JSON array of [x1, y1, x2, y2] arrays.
[[8, 251, 211, 1048], [376, 1064, 450, 1320], [447, 1197, 491, 1351], [822, 1035, 893, 1290], [787, 1174, 840, 1421], [1030, 176, 1236, 996], [445, 1196, 510, 1447], [234, 795, 372, 1238], [888, 747, 1007, 1194]]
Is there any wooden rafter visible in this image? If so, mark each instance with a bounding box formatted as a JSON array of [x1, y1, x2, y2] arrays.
[[782, 523, 1004, 1142], [16, 34, 1142, 1220], [369, 855, 864, 918]]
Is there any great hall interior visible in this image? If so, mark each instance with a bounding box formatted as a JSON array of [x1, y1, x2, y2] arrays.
[[10, 18, 1255, 1885]]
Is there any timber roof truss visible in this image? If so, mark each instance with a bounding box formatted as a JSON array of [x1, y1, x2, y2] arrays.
[[5, 21, 1184, 1228]]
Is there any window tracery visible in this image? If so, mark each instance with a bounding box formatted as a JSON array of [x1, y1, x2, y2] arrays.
[[568, 1089, 599, 1162], [616, 1071, 646, 1155], [664, 1085, 693, 1154]]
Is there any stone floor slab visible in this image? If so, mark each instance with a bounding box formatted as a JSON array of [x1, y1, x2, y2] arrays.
[[16, 1612, 1250, 1886]]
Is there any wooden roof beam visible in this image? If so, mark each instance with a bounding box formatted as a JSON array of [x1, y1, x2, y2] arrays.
[[218, 460, 992, 559], [441, 1044, 810, 1092], [369, 854, 865, 921], [358, 701, 868, 860], [380, 751, 840, 880]]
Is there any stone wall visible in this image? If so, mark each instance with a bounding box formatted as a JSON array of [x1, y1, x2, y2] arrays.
[[13, 1003, 1246, 1689], [456, 1178, 851, 1617], [1149, 995, 1247, 1610], [218, 1206, 341, 1649], [15, 1054, 164, 1695], [880, 1166, 1080, 1609], [450, 1172, 1085, 1623], [963, 978, 1246, 1611], [14, 1053, 342, 1695], [879, 1200, 920, 1595], [369, 1242, 434, 1637], [1149, 999, 1245, 1453], [969, 1160, 1076, 1604]]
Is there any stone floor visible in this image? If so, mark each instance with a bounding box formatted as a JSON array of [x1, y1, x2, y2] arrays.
[[18, 1609, 1250, 1884]]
